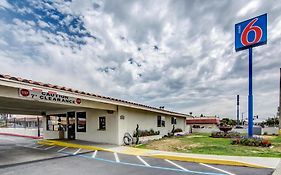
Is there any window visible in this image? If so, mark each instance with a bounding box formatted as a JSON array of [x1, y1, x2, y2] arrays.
[[171, 117, 177, 125], [99, 117, 106, 130], [77, 112, 86, 132], [161, 116, 165, 127], [157, 116, 165, 127], [157, 116, 161, 127], [46, 114, 66, 131]]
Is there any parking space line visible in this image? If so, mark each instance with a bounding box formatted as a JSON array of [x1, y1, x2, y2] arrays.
[[25, 142, 37, 147], [73, 148, 81, 155], [92, 150, 98, 158], [33, 144, 44, 148], [136, 156, 150, 167], [76, 153, 225, 175], [114, 152, 120, 162], [200, 163, 236, 175], [165, 159, 189, 171], [57, 147, 68, 153], [44, 146, 56, 150]]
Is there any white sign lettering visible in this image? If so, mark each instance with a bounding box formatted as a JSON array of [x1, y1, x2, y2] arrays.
[[19, 88, 81, 105]]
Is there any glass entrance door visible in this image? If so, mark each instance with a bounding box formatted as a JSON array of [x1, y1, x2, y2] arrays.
[[67, 112, 75, 140]]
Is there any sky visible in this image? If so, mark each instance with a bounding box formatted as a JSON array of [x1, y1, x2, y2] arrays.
[[0, 0, 280, 121]]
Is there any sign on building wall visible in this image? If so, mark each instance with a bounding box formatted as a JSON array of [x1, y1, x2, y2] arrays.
[[235, 13, 267, 51], [19, 88, 81, 105]]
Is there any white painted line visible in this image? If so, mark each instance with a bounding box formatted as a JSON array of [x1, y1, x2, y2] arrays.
[[200, 163, 236, 175], [137, 156, 150, 167], [73, 148, 82, 155], [57, 147, 68, 153], [114, 152, 120, 162], [44, 146, 56, 150], [25, 142, 37, 147], [92, 150, 98, 158], [165, 159, 189, 171], [33, 144, 44, 148]]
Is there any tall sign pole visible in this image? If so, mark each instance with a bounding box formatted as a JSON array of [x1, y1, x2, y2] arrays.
[[279, 68, 281, 134], [248, 48, 253, 136], [237, 95, 240, 125], [235, 14, 267, 138]]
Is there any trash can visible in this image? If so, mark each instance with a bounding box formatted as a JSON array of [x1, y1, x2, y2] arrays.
[[59, 130, 64, 139]]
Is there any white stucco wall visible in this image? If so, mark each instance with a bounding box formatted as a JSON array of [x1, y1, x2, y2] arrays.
[[42, 106, 187, 145], [75, 109, 118, 145], [42, 108, 119, 144], [117, 106, 187, 145]]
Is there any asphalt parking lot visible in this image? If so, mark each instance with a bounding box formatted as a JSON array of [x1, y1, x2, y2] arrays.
[[0, 135, 275, 175]]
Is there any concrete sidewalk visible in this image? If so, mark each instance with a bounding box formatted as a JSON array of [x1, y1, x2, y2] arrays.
[[38, 139, 281, 169]]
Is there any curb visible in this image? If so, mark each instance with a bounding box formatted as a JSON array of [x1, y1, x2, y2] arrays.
[[0, 133, 42, 139], [38, 139, 268, 169]]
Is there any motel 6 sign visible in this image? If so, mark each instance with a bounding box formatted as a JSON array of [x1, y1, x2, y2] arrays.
[[235, 13, 267, 51], [235, 14, 267, 138]]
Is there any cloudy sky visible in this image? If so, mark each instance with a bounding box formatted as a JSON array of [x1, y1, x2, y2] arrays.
[[0, 0, 280, 120]]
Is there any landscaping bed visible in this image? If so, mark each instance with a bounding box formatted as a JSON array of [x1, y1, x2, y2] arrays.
[[135, 133, 281, 157]]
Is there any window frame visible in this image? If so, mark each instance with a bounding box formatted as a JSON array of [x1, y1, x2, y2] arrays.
[[171, 117, 177, 125], [157, 116, 161, 127], [46, 114, 66, 131], [157, 116, 166, 127], [76, 112, 86, 132], [98, 116, 106, 130]]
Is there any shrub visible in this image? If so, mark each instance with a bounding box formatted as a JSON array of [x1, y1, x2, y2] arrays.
[[133, 129, 160, 137], [211, 131, 241, 138], [174, 128, 183, 133], [231, 137, 271, 147]]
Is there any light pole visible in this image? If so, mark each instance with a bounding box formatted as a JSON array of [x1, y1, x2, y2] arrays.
[[241, 112, 244, 126]]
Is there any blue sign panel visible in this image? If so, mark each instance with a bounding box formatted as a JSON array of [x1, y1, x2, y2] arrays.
[[235, 14, 267, 51]]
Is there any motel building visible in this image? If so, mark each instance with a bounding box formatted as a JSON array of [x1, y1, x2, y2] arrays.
[[0, 74, 190, 145]]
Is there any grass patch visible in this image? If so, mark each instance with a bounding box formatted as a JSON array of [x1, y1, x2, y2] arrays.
[[135, 133, 281, 157]]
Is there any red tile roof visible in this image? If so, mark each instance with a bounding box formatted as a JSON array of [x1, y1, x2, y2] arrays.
[[186, 118, 220, 124], [0, 74, 188, 117]]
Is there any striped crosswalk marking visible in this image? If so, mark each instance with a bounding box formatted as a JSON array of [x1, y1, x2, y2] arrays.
[[165, 159, 189, 171], [136, 156, 150, 167]]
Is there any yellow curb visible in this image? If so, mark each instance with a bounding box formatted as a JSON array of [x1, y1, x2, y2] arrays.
[[37, 140, 112, 152], [150, 154, 267, 169], [38, 140, 268, 169]]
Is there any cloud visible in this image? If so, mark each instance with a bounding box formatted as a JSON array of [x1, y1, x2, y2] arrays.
[[236, 0, 261, 17], [0, 0, 280, 121], [0, 0, 12, 10]]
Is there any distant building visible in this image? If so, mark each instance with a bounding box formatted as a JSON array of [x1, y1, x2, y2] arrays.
[[186, 117, 220, 129]]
